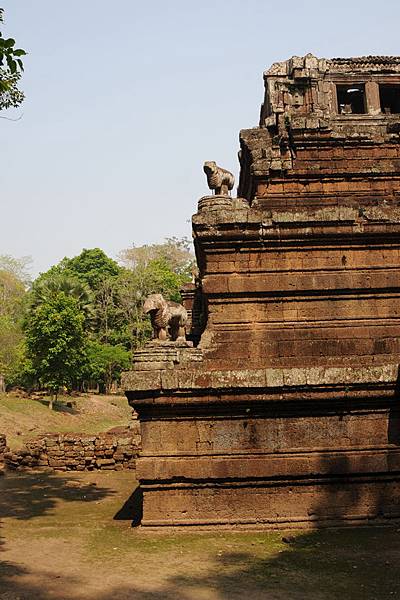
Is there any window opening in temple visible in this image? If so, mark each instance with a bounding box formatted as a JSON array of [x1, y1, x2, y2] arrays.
[[336, 84, 366, 114], [379, 85, 400, 114]]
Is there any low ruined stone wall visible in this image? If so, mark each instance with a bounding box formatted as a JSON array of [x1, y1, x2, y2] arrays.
[[0, 434, 8, 469], [4, 426, 140, 472]]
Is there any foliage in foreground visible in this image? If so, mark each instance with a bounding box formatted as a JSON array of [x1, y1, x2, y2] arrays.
[[0, 8, 26, 110]]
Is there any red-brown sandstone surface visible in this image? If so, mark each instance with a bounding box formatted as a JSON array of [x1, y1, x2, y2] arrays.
[[123, 54, 400, 527]]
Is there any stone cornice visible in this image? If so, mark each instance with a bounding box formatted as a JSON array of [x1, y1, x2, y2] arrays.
[[122, 363, 398, 393]]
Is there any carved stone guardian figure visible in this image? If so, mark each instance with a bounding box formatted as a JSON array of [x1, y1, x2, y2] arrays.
[[203, 161, 235, 196], [143, 293, 188, 341]]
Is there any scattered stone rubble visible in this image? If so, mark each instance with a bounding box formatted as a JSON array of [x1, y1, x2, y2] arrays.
[[4, 425, 140, 471]]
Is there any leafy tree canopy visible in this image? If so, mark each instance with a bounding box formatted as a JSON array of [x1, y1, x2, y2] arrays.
[[0, 8, 26, 110], [0, 269, 26, 320], [66, 248, 121, 290], [31, 272, 94, 325], [34, 249, 122, 342], [0, 259, 28, 388], [4, 239, 195, 392], [4, 341, 35, 390], [25, 293, 86, 402], [36, 249, 121, 292], [113, 254, 193, 349], [118, 237, 194, 277], [84, 341, 131, 394], [0, 315, 24, 381], [0, 254, 31, 285]]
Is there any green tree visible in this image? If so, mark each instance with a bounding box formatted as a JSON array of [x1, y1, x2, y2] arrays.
[[0, 254, 31, 285], [0, 8, 26, 111], [114, 255, 193, 350], [20, 241, 194, 394], [65, 248, 121, 290], [25, 293, 86, 408], [3, 340, 35, 391], [84, 341, 131, 394], [0, 266, 27, 390], [35, 249, 121, 341], [34, 249, 121, 293], [0, 316, 23, 391], [115, 238, 194, 350], [118, 237, 194, 277], [31, 273, 94, 325], [0, 269, 25, 318], [64, 249, 122, 344], [37, 248, 122, 344]]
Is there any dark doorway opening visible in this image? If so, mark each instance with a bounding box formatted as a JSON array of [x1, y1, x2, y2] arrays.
[[379, 85, 400, 114], [337, 84, 366, 114]]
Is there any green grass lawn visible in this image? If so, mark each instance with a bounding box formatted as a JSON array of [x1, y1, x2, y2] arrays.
[[1, 470, 399, 600], [0, 392, 132, 449]]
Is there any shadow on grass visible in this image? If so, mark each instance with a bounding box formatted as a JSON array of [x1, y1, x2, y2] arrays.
[[1, 393, 400, 599], [35, 398, 79, 414], [1, 527, 399, 600], [0, 470, 113, 599], [113, 486, 142, 526], [89, 530, 400, 600], [1, 484, 400, 600], [0, 470, 112, 522]]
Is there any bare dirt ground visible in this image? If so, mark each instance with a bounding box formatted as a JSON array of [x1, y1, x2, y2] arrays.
[[1, 470, 400, 600]]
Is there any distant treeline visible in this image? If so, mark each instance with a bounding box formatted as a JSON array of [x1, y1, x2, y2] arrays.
[[0, 238, 193, 402]]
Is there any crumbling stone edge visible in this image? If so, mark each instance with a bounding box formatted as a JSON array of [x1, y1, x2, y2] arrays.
[[0, 433, 8, 473], [2, 426, 141, 472]]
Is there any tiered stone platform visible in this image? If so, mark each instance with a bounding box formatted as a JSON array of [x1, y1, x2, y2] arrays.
[[123, 54, 400, 527]]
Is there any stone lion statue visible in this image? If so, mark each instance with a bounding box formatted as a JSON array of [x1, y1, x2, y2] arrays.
[[203, 161, 235, 196], [143, 293, 188, 341]]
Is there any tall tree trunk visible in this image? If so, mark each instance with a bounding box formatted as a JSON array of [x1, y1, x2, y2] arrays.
[[0, 374, 5, 393]]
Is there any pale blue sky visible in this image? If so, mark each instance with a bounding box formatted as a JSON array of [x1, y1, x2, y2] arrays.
[[2, 0, 400, 276]]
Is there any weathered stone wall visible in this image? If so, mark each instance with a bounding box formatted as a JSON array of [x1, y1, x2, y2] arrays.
[[4, 426, 140, 471], [240, 130, 400, 210], [0, 434, 8, 469], [193, 57, 400, 371], [124, 54, 400, 528], [193, 201, 400, 370]]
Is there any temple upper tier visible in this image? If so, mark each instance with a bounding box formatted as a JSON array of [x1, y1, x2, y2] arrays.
[[239, 54, 400, 203]]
